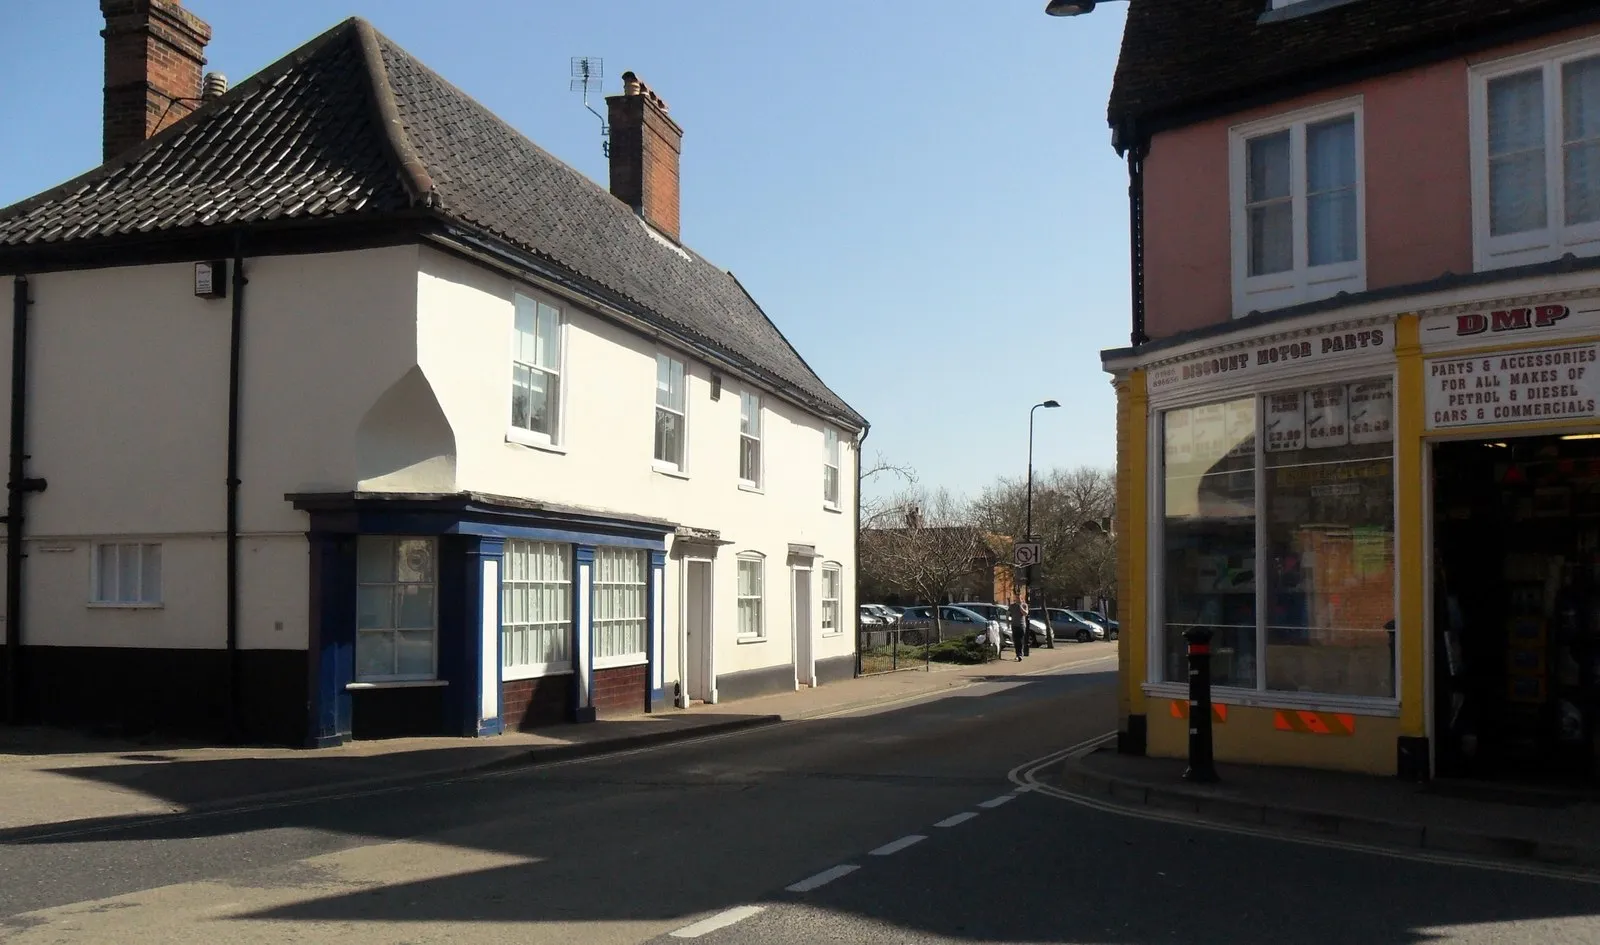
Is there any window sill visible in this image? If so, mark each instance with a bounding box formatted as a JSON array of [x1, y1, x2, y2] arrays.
[[821, 630, 844, 638], [738, 482, 764, 495], [506, 428, 566, 454], [736, 635, 767, 645], [502, 663, 574, 682], [87, 602, 163, 610], [1140, 681, 1399, 717], [347, 679, 448, 690], [823, 502, 842, 514], [593, 654, 648, 670], [652, 463, 690, 481]]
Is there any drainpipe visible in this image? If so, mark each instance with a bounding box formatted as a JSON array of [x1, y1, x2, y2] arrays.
[[1118, 121, 1150, 348], [5, 275, 47, 725], [225, 242, 247, 741], [853, 421, 870, 678]]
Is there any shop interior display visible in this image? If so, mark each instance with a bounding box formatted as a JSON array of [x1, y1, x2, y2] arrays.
[[1434, 436, 1600, 784]]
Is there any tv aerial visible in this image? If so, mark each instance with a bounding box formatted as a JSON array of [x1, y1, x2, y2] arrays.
[[570, 57, 609, 157]]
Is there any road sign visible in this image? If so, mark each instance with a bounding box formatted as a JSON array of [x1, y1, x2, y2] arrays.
[[1014, 542, 1042, 568]]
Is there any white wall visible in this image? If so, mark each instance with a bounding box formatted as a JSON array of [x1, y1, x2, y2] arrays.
[[415, 246, 858, 688], [5, 249, 419, 651]]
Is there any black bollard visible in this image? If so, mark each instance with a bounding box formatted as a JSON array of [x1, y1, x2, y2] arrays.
[[1182, 627, 1219, 783]]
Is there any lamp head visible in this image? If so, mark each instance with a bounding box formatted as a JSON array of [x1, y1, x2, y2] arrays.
[[1043, 400, 1061, 408], [1045, 0, 1095, 15]]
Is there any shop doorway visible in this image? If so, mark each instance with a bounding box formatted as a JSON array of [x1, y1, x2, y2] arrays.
[[1432, 434, 1600, 784]]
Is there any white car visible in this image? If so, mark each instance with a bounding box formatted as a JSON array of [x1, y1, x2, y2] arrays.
[[953, 602, 1050, 647]]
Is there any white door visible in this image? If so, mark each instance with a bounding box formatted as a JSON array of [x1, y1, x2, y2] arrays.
[[793, 567, 815, 687], [684, 559, 713, 703]]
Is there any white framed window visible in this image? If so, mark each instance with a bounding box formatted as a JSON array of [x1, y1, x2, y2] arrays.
[[654, 353, 687, 471], [502, 540, 572, 679], [1471, 37, 1600, 271], [737, 553, 765, 640], [739, 391, 763, 488], [356, 537, 437, 681], [1229, 97, 1364, 316], [90, 542, 162, 606], [820, 563, 842, 636], [823, 427, 841, 508], [509, 293, 564, 447], [593, 547, 648, 667]]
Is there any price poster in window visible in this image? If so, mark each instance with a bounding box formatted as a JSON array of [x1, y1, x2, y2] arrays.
[[1164, 408, 1194, 468], [1225, 398, 1255, 458], [1348, 379, 1394, 445], [1305, 385, 1350, 449], [1190, 403, 1227, 462], [1265, 391, 1306, 453]]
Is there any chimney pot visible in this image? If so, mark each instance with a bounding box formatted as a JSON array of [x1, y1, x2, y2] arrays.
[[100, 0, 213, 163], [201, 71, 227, 102], [606, 72, 684, 243]]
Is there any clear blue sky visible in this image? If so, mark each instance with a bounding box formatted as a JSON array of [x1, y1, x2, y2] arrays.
[[0, 1, 1131, 499]]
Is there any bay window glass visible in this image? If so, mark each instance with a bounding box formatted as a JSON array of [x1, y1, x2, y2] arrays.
[[1162, 397, 1257, 688], [502, 540, 573, 677], [356, 537, 437, 681], [594, 547, 647, 663]]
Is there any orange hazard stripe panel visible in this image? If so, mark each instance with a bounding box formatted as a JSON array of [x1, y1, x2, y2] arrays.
[[1168, 700, 1228, 722], [1273, 710, 1355, 735]]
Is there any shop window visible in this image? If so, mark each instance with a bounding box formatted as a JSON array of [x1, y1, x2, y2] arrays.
[[1162, 397, 1258, 688], [502, 540, 573, 679], [593, 547, 648, 667], [1263, 380, 1396, 698], [1158, 379, 1398, 700], [356, 537, 437, 681]]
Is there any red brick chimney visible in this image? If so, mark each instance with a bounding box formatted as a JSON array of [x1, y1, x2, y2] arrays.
[[100, 0, 213, 163], [606, 72, 684, 242]]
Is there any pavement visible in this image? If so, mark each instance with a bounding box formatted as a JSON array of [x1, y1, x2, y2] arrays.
[[3, 650, 1599, 944], [0, 641, 1116, 835], [1055, 738, 1600, 873]]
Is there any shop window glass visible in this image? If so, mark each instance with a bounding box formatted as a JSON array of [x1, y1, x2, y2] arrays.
[[1263, 379, 1396, 697], [1161, 397, 1258, 687]]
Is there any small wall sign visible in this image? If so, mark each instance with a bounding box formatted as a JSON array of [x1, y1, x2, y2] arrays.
[[1425, 344, 1600, 429], [194, 260, 227, 299]]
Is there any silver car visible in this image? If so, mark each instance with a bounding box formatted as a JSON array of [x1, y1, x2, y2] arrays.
[[953, 602, 1050, 647]]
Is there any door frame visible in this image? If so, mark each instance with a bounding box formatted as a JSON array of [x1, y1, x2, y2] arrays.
[[679, 556, 716, 706], [792, 563, 815, 689]]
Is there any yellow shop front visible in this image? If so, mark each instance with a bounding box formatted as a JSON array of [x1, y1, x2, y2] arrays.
[[1109, 290, 1600, 783]]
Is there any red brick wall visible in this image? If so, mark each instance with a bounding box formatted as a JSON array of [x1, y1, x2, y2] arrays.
[[606, 87, 683, 242], [501, 675, 572, 731], [101, 0, 212, 161], [593, 664, 647, 717]]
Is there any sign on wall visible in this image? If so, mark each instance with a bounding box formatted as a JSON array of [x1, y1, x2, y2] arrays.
[[1419, 297, 1600, 353], [1425, 344, 1600, 429], [1147, 322, 1390, 398]]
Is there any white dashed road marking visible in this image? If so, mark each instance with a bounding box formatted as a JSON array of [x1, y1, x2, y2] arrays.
[[978, 794, 1016, 809], [670, 905, 767, 938], [870, 834, 928, 856], [934, 812, 978, 828], [786, 864, 860, 892]]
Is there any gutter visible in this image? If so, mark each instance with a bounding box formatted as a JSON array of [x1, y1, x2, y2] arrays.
[[4, 275, 46, 724], [225, 242, 248, 741]]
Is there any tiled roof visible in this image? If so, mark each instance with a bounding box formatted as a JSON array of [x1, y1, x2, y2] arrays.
[[1109, 0, 1600, 133], [0, 18, 863, 428]]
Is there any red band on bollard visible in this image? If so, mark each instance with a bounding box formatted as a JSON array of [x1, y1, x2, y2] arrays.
[[1189, 644, 1210, 655]]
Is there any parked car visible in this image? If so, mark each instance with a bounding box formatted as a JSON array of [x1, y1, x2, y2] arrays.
[[1046, 608, 1105, 643], [858, 605, 885, 627], [899, 605, 1003, 646], [861, 603, 901, 626], [954, 602, 1049, 647], [1072, 610, 1119, 641]]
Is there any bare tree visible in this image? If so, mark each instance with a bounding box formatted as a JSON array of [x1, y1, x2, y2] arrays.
[[862, 486, 991, 641], [970, 465, 1116, 607]]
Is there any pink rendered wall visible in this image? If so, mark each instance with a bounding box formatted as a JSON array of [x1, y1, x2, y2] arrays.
[[1140, 23, 1600, 341]]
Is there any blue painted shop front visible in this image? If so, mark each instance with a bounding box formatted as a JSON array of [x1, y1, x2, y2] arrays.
[[291, 493, 672, 747]]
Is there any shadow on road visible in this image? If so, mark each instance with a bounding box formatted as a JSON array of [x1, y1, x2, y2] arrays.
[[3, 666, 1594, 944]]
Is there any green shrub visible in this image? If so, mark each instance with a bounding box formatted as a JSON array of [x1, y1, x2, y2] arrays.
[[926, 637, 994, 665]]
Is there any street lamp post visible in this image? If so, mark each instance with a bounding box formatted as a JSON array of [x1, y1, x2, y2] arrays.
[[1043, 0, 1126, 15], [1026, 399, 1060, 648]]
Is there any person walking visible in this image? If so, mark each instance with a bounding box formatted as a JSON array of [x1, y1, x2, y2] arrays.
[[1009, 597, 1028, 661]]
